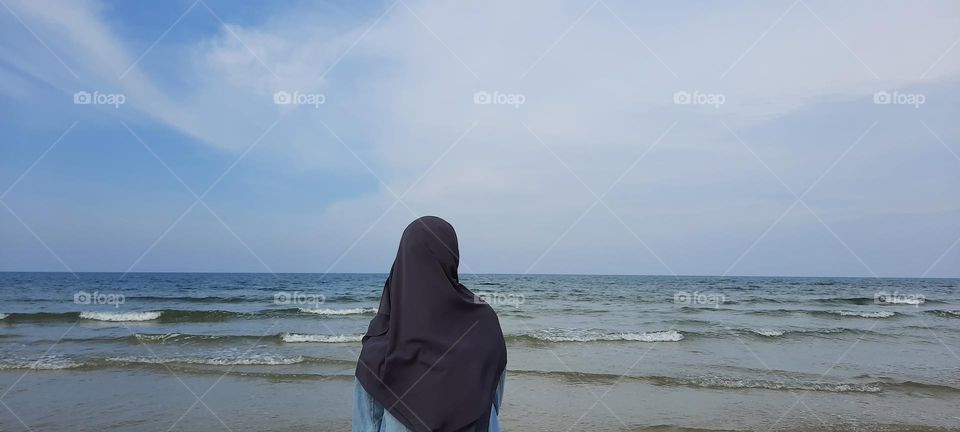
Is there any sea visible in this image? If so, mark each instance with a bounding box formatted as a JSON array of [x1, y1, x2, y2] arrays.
[[1, 272, 958, 431]]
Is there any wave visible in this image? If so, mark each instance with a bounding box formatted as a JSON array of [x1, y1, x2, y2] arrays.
[[33, 326, 879, 347], [28, 332, 365, 346], [127, 295, 250, 303], [628, 426, 742, 432], [0, 313, 7, 320], [281, 333, 363, 343], [815, 296, 938, 306], [297, 307, 377, 316], [1, 309, 247, 323], [813, 297, 876, 305], [926, 310, 960, 318], [1, 306, 380, 324], [739, 327, 875, 338], [508, 329, 683, 343], [1, 309, 281, 324], [746, 328, 784, 337], [0, 356, 84, 370], [737, 298, 788, 304], [877, 297, 925, 305], [80, 311, 162, 322], [747, 309, 898, 319], [134, 332, 363, 344], [824, 310, 896, 318], [0, 354, 355, 371], [671, 376, 882, 393], [133, 332, 263, 344], [105, 354, 306, 366], [7, 355, 957, 396], [510, 370, 960, 394]]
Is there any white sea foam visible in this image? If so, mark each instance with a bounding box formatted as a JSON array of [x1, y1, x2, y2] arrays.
[[528, 329, 683, 343], [829, 310, 895, 318], [616, 330, 684, 342], [135, 333, 182, 342], [281, 333, 363, 343], [685, 376, 882, 393], [298, 307, 377, 316], [877, 297, 925, 305], [107, 354, 304, 366], [749, 328, 784, 337], [0, 357, 83, 370], [80, 311, 162, 321], [0, 313, 7, 320]]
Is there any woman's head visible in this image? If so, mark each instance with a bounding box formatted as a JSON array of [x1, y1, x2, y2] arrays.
[[397, 216, 460, 282]]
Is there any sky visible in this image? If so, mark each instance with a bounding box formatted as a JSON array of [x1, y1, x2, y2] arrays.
[[0, 0, 958, 277]]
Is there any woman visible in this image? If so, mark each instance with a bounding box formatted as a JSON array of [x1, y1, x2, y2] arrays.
[[353, 216, 508, 432]]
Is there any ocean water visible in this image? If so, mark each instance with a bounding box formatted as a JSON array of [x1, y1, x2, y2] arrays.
[[1, 272, 958, 431]]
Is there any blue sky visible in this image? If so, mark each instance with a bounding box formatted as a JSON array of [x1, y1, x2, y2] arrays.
[[1, 0, 958, 277]]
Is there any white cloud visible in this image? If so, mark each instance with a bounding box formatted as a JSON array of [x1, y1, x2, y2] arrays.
[[2, 0, 958, 276]]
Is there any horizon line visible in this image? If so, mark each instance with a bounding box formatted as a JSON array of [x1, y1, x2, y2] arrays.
[[0, 270, 956, 280]]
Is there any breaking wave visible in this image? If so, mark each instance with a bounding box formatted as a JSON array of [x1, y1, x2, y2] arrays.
[[297, 307, 378, 316], [926, 310, 960, 318], [508, 329, 683, 343], [80, 311, 162, 322], [106, 354, 306, 366], [281, 333, 363, 343], [825, 310, 896, 318], [746, 328, 784, 337], [0, 356, 84, 370]]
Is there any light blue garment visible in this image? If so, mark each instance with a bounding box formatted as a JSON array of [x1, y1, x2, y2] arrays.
[[352, 371, 505, 432]]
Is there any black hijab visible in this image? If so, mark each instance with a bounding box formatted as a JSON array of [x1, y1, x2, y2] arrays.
[[356, 216, 507, 432]]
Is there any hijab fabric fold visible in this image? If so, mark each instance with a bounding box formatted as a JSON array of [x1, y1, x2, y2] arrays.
[[356, 216, 507, 432]]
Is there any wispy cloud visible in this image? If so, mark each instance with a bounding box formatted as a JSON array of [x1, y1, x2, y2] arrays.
[[2, 0, 958, 276]]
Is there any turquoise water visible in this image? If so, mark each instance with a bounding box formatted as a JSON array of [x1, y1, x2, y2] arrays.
[[1, 273, 958, 431]]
